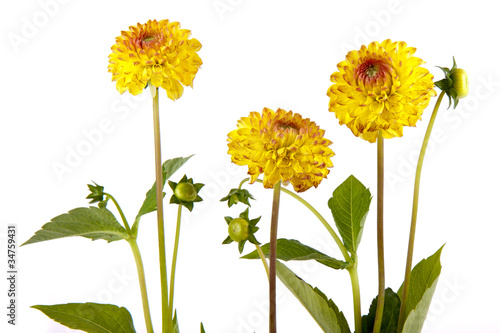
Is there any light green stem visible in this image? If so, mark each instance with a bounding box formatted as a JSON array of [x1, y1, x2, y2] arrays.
[[373, 131, 385, 333], [347, 254, 362, 333], [397, 91, 446, 333], [128, 238, 154, 333], [104, 192, 132, 235], [255, 179, 350, 262], [151, 87, 169, 333], [269, 180, 281, 333], [255, 243, 270, 281], [168, 205, 182, 331]]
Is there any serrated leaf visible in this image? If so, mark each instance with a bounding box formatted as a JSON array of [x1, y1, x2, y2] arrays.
[[397, 246, 444, 333], [328, 175, 372, 253], [276, 261, 351, 333], [32, 303, 136, 333], [361, 288, 400, 333], [241, 239, 349, 270], [22, 207, 128, 246], [133, 155, 193, 232]]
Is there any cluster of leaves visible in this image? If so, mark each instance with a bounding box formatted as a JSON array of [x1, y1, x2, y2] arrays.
[[237, 175, 443, 333], [23, 156, 207, 333]]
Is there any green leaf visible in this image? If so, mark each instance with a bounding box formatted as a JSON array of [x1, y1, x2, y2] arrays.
[[200, 322, 206, 333], [133, 155, 193, 232], [241, 239, 349, 270], [361, 288, 400, 333], [22, 207, 128, 246], [328, 175, 372, 253], [397, 245, 444, 333], [32, 303, 136, 333], [276, 261, 350, 333]]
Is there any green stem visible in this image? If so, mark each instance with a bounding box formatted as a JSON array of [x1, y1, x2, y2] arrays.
[[397, 91, 446, 333], [373, 131, 385, 333], [128, 238, 154, 333], [269, 180, 281, 333], [255, 179, 350, 262], [151, 86, 169, 333], [347, 254, 362, 333], [255, 243, 270, 281], [104, 192, 132, 235], [238, 178, 250, 189], [168, 205, 182, 331]]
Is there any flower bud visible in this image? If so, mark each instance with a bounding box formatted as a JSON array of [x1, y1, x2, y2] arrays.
[[86, 181, 104, 204], [222, 208, 261, 253], [450, 68, 469, 99], [168, 175, 204, 212], [220, 187, 255, 207], [435, 57, 469, 109], [228, 218, 250, 242], [174, 182, 197, 202]]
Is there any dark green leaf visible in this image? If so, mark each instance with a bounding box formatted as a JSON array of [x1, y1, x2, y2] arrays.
[[32, 303, 136, 333], [242, 239, 349, 270], [22, 207, 128, 246], [361, 288, 400, 333], [276, 261, 350, 333], [397, 245, 444, 333], [201, 322, 206, 333], [328, 175, 372, 253], [133, 155, 193, 232]]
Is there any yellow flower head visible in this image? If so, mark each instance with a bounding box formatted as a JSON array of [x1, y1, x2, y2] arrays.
[[227, 108, 335, 193], [108, 19, 202, 100], [327, 39, 436, 143]]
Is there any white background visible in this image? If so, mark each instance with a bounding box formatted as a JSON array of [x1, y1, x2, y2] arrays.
[[1, 0, 500, 332]]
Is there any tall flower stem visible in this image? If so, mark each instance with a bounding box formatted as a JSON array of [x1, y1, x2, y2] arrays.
[[255, 243, 270, 281], [373, 131, 385, 333], [128, 238, 154, 333], [168, 205, 183, 332], [269, 180, 282, 333], [397, 90, 446, 333], [151, 86, 169, 333]]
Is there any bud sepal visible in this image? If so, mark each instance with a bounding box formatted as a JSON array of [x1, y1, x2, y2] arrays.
[[220, 188, 255, 207]]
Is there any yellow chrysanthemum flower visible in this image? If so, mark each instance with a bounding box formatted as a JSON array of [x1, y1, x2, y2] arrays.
[[108, 19, 202, 100], [327, 39, 436, 143], [227, 108, 335, 193]]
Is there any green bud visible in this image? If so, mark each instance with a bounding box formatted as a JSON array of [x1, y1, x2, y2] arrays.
[[174, 182, 197, 202], [169, 175, 204, 212], [228, 218, 250, 242], [450, 68, 469, 99], [222, 208, 261, 253], [220, 188, 255, 207], [435, 57, 468, 109], [86, 181, 104, 204]]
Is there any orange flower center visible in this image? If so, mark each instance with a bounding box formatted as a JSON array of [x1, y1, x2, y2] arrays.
[[355, 59, 391, 86], [140, 34, 157, 47], [274, 121, 300, 147]]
